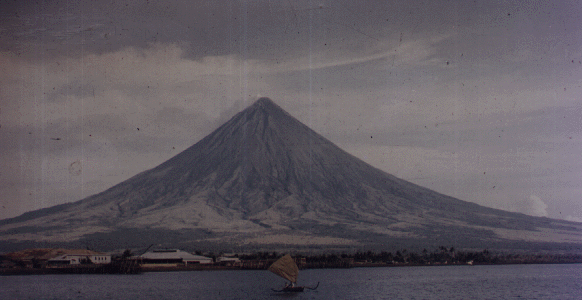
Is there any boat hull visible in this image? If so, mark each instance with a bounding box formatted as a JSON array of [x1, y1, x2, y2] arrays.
[[272, 286, 305, 293]]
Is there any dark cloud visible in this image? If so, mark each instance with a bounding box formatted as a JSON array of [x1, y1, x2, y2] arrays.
[[46, 80, 99, 103], [0, 1, 493, 59]]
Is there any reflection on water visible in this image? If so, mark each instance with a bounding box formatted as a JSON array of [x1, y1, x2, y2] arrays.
[[2, 264, 581, 299]]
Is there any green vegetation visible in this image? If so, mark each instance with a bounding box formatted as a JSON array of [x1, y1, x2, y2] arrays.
[[236, 247, 582, 269]]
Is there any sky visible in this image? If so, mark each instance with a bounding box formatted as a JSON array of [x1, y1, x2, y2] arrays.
[[1, 0, 581, 222]]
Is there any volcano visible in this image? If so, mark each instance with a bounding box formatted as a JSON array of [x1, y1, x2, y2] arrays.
[[1, 98, 581, 252]]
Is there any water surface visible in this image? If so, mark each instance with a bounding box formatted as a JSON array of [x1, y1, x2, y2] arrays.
[[2, 264, 580, 299]]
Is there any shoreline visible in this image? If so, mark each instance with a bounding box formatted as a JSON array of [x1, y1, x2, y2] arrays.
[[3, 261, 581, 276]]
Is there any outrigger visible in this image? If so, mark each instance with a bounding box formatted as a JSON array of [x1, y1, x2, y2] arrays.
[[268, 254, 319, 293]]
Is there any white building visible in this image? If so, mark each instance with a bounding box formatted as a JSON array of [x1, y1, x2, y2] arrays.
[[139, 249, 212, 265], [47, 254, 111, 266]]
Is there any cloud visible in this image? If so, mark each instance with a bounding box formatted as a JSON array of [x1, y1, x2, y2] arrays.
[[526, 195, 548, 217], [564, 215, 582, 223]]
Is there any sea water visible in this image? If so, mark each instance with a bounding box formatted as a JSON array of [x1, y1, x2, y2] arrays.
[[2, 264, 581, 299]]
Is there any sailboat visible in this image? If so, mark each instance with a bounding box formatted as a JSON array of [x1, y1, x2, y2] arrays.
[[268, 254, 319, 293]]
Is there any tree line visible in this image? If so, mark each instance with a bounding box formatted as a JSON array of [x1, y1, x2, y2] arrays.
[[233, 246, 582, 268]]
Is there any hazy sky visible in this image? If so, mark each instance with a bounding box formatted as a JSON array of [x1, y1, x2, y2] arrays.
[[1, 0, 581, 222]]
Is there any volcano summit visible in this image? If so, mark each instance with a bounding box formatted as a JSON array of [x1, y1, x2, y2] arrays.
[[1, 98, 581, 251]]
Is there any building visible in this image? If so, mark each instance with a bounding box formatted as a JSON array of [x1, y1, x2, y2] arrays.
[[47, 253, 111, 266], [138, 249, 212, 266], [4, 248, 111, 268]]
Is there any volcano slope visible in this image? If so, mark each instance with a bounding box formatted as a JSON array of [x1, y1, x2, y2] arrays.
[[1, 98, 581, 252]]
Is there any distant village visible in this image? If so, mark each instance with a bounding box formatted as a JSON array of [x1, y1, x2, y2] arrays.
[[2, 246, 582, 275], [1, 247, 244, 275]]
